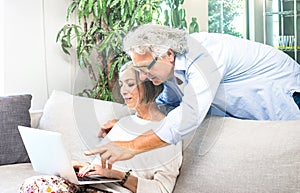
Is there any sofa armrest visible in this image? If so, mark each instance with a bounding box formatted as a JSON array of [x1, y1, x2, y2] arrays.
[[30, 110, 43, 128]]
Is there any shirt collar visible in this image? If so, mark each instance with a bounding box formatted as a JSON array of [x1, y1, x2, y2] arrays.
[[174, 54, 187, 71]]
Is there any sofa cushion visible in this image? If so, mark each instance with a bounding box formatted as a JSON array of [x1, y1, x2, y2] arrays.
[[174, 115, 300, 193], [0, 163, 40, 192], [38, 90, 133, 162], [0, 94, 32, 165]]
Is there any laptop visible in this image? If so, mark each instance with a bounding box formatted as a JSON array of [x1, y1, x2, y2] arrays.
[[18, 126, 121, 185]]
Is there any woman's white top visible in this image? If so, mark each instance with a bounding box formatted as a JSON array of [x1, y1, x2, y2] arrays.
[[93, 115, 182, 193]]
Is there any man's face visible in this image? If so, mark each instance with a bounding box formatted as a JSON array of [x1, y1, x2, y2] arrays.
[[131, 52, 175, 85]]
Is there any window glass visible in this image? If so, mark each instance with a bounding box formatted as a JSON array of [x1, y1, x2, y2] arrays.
[[208, 0, 247, 38]]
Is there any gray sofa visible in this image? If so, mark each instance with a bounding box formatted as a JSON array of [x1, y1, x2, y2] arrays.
[[1, 91, 300, 193], [0, 111, 43, 193]]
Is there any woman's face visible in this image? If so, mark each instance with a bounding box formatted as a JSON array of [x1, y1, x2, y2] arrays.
[[119, 68, 144, 108]]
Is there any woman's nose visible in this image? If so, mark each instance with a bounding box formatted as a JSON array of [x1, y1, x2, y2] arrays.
[[120, 87, 129, 96]]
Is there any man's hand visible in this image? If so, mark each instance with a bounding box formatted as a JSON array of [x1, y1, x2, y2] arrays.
[[86, 130, 168, 169], [98, 119, 118, 138], [85, 141, 138, 168]]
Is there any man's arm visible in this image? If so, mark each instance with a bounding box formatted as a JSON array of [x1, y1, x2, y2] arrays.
[[85, 130, 169, 168], [132, 130, 169, 151]]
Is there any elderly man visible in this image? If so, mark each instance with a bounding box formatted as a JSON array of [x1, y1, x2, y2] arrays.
[[87, 23, 300, 167]]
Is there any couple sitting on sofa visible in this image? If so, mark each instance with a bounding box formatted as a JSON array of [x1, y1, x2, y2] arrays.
[[19, 61, 183, 193]]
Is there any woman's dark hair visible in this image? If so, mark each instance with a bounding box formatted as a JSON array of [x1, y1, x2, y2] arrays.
[[138, 75, 164, 104], [120, 61, 164, 104]]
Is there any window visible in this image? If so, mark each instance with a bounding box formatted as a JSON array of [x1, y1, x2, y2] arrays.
[[208, 0, 247, 38]]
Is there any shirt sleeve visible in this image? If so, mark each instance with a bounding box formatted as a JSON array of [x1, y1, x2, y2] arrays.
[[136, 149, 182, 193], [155, 46, 222, 144]]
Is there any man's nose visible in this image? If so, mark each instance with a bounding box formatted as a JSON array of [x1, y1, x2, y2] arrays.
[[139, 72, 148, 81]]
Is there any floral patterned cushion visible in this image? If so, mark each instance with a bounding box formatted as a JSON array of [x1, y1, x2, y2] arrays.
[[19, 175, 115, 193], [19, 175, 80, 193]]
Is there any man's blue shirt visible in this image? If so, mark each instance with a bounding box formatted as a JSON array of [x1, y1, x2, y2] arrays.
[[155, 32, 300, 144]]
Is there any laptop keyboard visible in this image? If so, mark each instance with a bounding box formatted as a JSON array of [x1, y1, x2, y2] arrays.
[[77, 175, 98, 181], [76, 173, 110, 181], [76, 174, 115, 193]]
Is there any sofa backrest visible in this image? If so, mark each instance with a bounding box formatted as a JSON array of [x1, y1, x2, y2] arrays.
[[173, 115, 300, 192], [30, 110, 43, 128], [36, 90, 133, 162]]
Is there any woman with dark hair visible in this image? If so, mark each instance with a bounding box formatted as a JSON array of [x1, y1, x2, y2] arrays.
[[75, 61, 182, 193]]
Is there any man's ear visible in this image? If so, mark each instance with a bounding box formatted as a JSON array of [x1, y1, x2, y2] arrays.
[[167, 49, 175, 63]]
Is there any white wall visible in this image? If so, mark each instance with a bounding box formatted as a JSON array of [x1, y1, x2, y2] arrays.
[[183, 0, 208, 32], [4, 0, 48, 110], [1, 0, 207, 111], [2, 0, 90, 110]]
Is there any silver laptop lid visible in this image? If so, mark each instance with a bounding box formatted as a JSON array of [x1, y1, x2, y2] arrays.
[[18, 126, 120, 185], [18, 126, 79, 184]]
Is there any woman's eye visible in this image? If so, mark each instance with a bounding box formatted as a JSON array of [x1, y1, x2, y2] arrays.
[[128, 83, 135, 87]]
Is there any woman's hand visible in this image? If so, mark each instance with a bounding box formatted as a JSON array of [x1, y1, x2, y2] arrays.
[[72, 161, 90, 170], [77, 164, 123, 180], [97, 119, 119, 138]]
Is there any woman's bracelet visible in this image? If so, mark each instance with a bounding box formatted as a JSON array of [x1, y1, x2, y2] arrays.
[[119, 169, 132, 186]]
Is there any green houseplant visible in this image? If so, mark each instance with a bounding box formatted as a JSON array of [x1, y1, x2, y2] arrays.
[[56, 0, 198, 101], [56, 0, 163, 101], [163, 0, 187, 29]]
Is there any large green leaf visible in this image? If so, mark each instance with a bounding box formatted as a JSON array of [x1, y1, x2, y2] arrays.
[[93, 0, 100, 18], [67, 1, 78, 21], [109, 0, 120, 8], [87, 0, 94, 13]]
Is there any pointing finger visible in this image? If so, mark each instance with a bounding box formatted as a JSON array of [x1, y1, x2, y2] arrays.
[[84, 147, 105, 156]]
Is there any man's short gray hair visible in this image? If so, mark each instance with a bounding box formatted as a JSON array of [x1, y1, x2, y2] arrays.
[[123, 23, 188, 57]]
